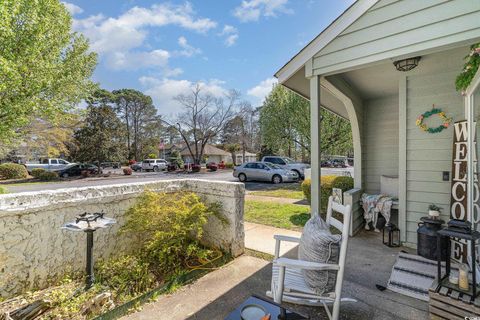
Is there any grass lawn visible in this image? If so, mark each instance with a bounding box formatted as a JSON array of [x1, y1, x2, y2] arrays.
[[244, 200, 310, 230], [249, 184, 305, 200]]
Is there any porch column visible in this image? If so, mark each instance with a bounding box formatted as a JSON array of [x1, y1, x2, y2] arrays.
[[310, 75, 322, 215]]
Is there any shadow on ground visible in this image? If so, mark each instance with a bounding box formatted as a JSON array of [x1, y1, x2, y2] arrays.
[[184, 231, 428, 320]]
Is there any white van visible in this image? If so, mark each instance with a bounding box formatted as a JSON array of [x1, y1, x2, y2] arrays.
[[141, 159, 168, 172]]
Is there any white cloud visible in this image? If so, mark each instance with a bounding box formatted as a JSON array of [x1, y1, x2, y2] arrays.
[[247, 77, 277, 104], [73, 3, 216, 71], [139, 77, 228, 114], [234, 0, 292, 22], [107, 49, 170, 70], [219, 25, 239, 47], [176, 36, 202, 57], [62, 1, 83, 15]]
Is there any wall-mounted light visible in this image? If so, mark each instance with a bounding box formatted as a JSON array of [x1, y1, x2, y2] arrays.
[[393, 56, 421, 72]]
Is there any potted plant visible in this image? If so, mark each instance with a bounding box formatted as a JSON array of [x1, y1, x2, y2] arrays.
[[428, 204, 442, 218]]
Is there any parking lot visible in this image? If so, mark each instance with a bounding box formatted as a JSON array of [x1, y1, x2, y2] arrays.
[[2, 167, 352, 194]]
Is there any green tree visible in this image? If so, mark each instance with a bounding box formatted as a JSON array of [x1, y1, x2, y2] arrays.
[[112, 89, 163, 160], [0, 0, 97, 143], [259, 85, 353, 160], [72, 90, 126, 163]]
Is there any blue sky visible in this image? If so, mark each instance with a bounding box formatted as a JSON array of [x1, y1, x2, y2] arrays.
[[63, 0, 354, 116]]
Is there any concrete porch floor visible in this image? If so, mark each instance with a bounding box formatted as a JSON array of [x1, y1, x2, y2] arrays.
[[122, 229, 429, 320]]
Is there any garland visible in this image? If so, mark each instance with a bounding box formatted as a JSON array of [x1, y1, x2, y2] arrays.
[[416, 107, 451, 133], [456, 43, 480, 92]]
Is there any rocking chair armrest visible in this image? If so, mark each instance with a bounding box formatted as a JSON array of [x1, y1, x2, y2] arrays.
[[274, 257, 340, 271], [273, 235, 301, 243]]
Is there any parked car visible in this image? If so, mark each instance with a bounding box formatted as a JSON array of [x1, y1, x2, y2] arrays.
[[261, 156, 310, 179], [142, 159, 168, 172], [321, 160, 333, 167], [206, 162, 218, 171], [100, 161, 121, 169], [130, 162, 143, 172], [331, 159, 347, 168], [57, 163, 99, 178], [233, 162, 299, 184], [25, 158, 72, 173]]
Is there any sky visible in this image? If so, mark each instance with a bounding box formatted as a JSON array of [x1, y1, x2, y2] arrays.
[[63, 0, 355, 117]]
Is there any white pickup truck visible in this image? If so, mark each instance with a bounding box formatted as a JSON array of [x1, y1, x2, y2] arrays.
[[25, 158, 72, 173]]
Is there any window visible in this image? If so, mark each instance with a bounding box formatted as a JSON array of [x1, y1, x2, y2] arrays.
[[50, 159, 58, 164], [244, 163, 256, 169], [42, 159, 48, 164], [58, 160, 67, 164]]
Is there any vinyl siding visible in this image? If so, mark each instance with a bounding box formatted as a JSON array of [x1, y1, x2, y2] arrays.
[[362, 96, 399, 194], [312, 0, 480, 75], [404, 69, 464, 247]]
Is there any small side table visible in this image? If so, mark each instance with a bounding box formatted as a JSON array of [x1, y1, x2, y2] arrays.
[[225, 295, 308, 320]]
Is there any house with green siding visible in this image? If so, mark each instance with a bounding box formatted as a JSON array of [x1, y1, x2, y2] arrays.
[[276, 0, 480, 247]]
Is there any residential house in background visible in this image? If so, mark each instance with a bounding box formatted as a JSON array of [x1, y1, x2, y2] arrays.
[[180, 144, 231, 164]]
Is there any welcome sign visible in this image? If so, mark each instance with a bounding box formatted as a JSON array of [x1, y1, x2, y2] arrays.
[[450, 120, 479, 263]]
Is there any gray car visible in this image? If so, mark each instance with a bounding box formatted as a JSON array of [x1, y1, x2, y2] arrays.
[[233, 162, 299, 184]]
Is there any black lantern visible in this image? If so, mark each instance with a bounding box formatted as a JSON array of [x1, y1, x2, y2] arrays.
[[62, 212, 116, 290], [436, 219, 480, 298], [393, 56, 421, 72], [383, 223, 400, 247]]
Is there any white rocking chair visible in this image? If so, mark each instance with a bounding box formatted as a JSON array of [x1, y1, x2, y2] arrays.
[[266, 196, 355, 320]]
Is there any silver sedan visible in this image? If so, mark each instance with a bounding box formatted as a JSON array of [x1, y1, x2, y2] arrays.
[[233, 162, 299, 183]]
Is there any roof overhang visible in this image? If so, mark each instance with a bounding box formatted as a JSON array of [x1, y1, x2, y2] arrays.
[[275, 0, 379, 85]]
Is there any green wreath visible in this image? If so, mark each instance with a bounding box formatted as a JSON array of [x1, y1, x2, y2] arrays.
[[416, 108, 451, 134]]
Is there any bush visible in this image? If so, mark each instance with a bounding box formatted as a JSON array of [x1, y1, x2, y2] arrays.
[[96, 255, 155, 299], [191, 164, 201, 172], [225, 163, 234, 169], [0, 163, 28, 180], [122, 191, 215, 275], [0, 186, 7, 194], [332, 176, 354, 192], [37, 170, 58, 181], [147, 153, 157, 159], [31, 168, 47, 179], [301, 175, 353, 212], [123, 167, 133, 175]]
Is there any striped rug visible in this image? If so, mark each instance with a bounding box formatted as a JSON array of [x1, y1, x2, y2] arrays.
[[387, 252, 440, 301]]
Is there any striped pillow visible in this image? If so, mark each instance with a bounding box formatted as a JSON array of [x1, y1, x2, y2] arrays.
[[298, 212, 341, 294]]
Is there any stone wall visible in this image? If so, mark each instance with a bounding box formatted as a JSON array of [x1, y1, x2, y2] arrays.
[[0, 179, 245, 298]]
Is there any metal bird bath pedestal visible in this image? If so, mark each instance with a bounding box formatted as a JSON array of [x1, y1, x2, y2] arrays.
[[62, 212, 116, 290]]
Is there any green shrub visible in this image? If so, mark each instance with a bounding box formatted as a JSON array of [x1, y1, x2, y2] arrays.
[[122, 191, 215, 275], [96, 255, 155, 299], [147, 153, 157, 159], [301, 175, 354, 212], [225, 163, 234, 169], [31, 168, 47, 178], [0, 186, 7, 194], [332, 176, 354, 192], [37, 170, 58, 181], [0, 163, 28, 180]]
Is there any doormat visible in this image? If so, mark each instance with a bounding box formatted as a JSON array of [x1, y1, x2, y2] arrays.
[[387, 252, 439, 301]]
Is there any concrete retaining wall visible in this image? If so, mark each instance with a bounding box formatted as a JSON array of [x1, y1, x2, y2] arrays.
[[0, 179, 245, 298]]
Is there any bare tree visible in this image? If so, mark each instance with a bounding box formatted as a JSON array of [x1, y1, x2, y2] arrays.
[[164, 84, 239, 164]]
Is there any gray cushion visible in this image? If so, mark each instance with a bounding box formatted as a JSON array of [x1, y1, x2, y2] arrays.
[[298, 213, 341, 294]]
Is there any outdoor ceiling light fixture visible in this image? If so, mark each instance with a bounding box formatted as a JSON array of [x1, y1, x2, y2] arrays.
[[393, 56, 421, 72]]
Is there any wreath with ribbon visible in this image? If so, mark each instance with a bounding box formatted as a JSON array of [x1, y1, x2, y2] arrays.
[[416, 107, 452, 133]]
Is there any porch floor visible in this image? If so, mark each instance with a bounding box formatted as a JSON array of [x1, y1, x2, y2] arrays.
[[122, 229, 429, 320]]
